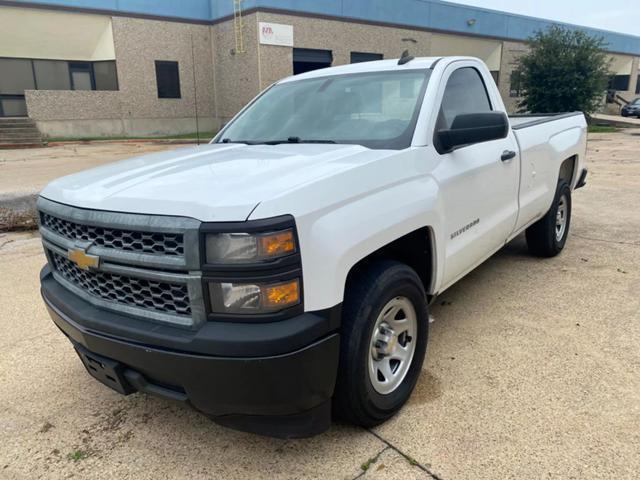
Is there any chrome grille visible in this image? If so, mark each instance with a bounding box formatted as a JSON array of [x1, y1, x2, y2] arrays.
[[41, 212, 184, 256], [50, 250, 191, 317]]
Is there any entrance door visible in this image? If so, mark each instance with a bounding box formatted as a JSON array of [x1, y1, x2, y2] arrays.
[[0, 58, 33, 117], [293, 48, 332, 75], [0, 95, 27, 117]]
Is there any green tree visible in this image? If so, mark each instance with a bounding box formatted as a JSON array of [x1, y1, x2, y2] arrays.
[[516, 25, 611, 116]]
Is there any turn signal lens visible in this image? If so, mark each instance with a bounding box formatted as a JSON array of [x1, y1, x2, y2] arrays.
[[208, 278, 301, 314], [263, 279, 299, 309]]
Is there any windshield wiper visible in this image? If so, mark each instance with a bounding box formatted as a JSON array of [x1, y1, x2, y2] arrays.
[[261, 136, 337, 145], [221, 137, 337, 145], [220, 138, 256, 144]]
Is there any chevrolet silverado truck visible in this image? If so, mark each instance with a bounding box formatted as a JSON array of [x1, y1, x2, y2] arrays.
[[38, 56, 588, 438]]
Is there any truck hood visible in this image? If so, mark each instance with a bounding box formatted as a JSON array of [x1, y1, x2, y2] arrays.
[[40, 143, 394, 221]]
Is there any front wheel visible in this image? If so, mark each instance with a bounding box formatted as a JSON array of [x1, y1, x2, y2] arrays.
[[525, 180, 572, 257], [333, 261, 428, 427]]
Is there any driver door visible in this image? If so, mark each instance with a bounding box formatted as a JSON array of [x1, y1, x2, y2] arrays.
[[433, 64, 520, 288]]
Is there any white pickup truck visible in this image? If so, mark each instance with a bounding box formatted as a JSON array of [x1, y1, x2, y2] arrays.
[[38, 56, 588, 438]]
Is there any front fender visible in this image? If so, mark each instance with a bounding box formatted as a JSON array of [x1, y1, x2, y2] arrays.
[[294, 175, 442, 311]]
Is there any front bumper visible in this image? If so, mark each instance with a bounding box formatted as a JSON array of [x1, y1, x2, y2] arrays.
[[41, 267, 340, 438]]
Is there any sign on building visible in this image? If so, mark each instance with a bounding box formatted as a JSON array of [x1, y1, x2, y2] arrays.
[[258, 22, 293, 47]]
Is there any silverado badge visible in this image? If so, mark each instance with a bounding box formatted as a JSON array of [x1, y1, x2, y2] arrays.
[[68, 248, 100, 270]]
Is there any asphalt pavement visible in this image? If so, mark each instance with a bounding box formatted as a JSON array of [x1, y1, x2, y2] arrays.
[[0, 131, 638, 479]]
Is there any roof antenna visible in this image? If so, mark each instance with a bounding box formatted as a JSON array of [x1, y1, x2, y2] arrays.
[[398, 49, 414, 65]]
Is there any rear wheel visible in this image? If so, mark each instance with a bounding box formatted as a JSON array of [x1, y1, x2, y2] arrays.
[[525, 180, 572, 257], [333, 261, 428, 427]]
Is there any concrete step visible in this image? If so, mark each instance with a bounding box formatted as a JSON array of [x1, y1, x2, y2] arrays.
[[0, 123, 38, 130], [0, 125, 39, 131], [0, 130, 42, 137], [0, 118, 36, 126], [0, 137, 44, 144], [0, 117, 45, 148]]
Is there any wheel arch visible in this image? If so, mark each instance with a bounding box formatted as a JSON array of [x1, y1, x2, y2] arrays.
[[344, 226, 437, 302], [559, 155, 578, 188]]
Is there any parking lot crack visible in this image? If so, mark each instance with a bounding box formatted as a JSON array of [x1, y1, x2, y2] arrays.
[[366, 429, 444, 480], [352, 446, 389, 479]]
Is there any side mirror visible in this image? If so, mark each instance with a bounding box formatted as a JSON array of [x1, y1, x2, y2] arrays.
[[436, 112, 509, 153]]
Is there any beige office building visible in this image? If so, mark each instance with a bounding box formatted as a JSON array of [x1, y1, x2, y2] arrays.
[[0, 1, 638, 138]]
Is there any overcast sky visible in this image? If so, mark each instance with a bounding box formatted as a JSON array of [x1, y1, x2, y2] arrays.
[[443, 0, 640, 36]]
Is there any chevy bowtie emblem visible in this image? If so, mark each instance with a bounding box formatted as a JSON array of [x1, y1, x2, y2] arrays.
[[68, 248, 100, 270]]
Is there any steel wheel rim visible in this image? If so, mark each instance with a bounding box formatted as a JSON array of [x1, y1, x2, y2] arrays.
[[368, 296, 418, 395], [555, 194, 568, 242]]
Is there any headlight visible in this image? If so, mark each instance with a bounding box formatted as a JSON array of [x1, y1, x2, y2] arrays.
[[205, 229, 296, 263], [208, 278, 300, 314]]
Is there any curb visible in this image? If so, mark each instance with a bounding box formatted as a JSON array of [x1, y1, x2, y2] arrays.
[[0, 193, 39, 232]]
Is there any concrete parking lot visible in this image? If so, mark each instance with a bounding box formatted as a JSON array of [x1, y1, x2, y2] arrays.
[[0, 131, 639, 479]]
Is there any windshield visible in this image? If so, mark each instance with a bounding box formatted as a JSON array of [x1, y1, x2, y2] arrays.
[[216, 69, 431, 150], [632, 98, 640, 106]]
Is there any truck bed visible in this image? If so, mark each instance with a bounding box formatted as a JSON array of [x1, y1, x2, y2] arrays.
[[509, 112, 584, 130], [508, 110, 587, 235]]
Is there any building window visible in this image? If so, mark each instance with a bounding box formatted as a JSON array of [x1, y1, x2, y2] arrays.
[[509, 70, 523, 98], [0, 57, 118, 117], [93, 61, 118, 91], [609, 75, 630, 91], [0, 58, 36, 94], [293, 48, 332, 75], [351, 52, 383, 63], [636, 75, 640, 94], [69, 62, 94, 90], [155, 61, 181, 99], [33, 60, 71, 90], [490, 70, 500, 85]]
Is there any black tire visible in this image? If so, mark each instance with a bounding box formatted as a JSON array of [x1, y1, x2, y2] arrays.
[[525, 180, 572, 257], [332, 260, 428, 427]]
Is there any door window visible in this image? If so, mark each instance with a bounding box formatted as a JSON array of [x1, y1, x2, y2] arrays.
[[439, 67, 492, 129]]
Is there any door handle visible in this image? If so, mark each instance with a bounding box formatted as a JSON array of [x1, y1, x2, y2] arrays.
[[501, 150, 516, 162]]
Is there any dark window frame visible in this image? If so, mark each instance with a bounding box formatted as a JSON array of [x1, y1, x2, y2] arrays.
[[0, 56, 118, 92], [155, 60, 181, 99], [68, 61, 96, 91], [0, 56, 118, 117]]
